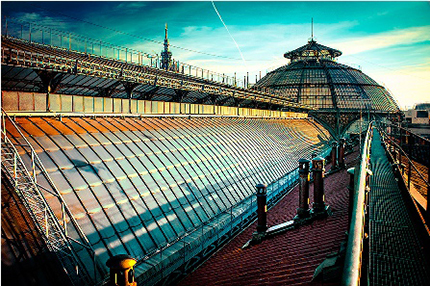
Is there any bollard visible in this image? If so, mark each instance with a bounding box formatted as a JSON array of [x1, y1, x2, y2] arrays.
[[296, 159, 311, 219], [256, 184, 267, 233], [331, 142, 338, 169], [339, 138, 346, 168], [311, 157, 327, 215], [106, 254, 137, 286], [347, 167, 355, 228]]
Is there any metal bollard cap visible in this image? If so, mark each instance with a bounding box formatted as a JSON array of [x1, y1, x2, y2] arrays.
[[312, 157, 325, 171], [106, 254, 136, 270], [256, 183, 267, 194]]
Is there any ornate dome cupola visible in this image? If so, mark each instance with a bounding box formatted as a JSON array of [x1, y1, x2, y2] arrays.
[[284, 39, 342, 62], [255, 38, 400, 138]]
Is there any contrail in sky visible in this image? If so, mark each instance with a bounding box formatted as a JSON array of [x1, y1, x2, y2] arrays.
[[211, 1, 247, 65]]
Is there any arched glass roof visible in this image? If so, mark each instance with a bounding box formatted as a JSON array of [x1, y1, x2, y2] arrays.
[[5, 115, 331, 283]]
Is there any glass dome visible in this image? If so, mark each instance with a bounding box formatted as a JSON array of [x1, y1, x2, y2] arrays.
[[255, 40, 399, 113]]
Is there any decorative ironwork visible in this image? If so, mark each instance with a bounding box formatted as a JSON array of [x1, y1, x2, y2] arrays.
[[1, 36, 312, 112]]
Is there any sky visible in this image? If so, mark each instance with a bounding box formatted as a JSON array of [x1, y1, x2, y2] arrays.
[[2, 1, 430, 109]]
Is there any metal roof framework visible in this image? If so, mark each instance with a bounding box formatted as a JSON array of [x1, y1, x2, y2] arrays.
[[1, 36, 313, 112], [2, 114, 331, 285]]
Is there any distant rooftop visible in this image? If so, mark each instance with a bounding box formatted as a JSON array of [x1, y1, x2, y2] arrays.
[[415, 103, 430, 110]]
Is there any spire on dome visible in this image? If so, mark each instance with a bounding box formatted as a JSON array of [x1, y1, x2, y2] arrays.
[[311, 18, 314, 41]]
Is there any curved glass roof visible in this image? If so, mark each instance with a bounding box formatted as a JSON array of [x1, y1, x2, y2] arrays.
[[255, 40, 399, 113], [5, 116, 330, 283]]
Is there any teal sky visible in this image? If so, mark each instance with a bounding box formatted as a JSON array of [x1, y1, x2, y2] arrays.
[[2, 1, 430, 108]]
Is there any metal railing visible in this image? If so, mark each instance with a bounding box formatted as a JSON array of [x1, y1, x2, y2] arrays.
[[341, 121, 374, 286], [1, 39, 312, 111], [1, 109, 102, 285], [138, 168, 300, 286], [379, 122, 430, 167], [2, 16, 249, 88], [378, 123, 430, 221]]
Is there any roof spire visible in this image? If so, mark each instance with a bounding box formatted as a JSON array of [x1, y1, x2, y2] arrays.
[[161, 23, 172, 70], [311, 18, 314, 41], [164, 23, 169, 48]]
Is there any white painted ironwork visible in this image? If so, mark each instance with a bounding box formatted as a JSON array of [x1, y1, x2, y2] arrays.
[[1, 109, 100, 286]]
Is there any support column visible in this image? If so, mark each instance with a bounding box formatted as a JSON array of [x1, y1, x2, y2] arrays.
[[36, 71, 64, 112], [121, 82, 138, 114]]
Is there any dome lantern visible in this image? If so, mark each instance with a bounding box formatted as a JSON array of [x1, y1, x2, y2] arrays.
[[283, 39, 342, 62]]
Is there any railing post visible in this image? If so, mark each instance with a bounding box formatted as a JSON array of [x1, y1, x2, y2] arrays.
[[331, 141, 338, 169], [45, 207, 49, 238], [31, 150, 37, 183], [427, 165, 430, 222], [399, 142, 402, 166], [2, 112, 6, 134], [394, 145, 398, 162], [62, 203, 67, 236], [347, 167, 355, 228], [408, 160, 412, 190], [339, 138, 346, 168], [13, 154, 18, 188]]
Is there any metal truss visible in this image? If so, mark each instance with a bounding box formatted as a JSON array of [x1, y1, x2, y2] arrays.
[[1, 109, 101, 286]]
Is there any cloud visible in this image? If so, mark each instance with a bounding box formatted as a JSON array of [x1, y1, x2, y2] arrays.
[[12, 12, 70, 30], [116, 2, 148, 10], [168, 21, 357, 74], [370, 62, 430, 109], [334, 26, 430, 56]]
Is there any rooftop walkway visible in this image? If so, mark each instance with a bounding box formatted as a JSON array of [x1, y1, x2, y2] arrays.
[[178, 150, 360, 286], [368, 130, 430, 285]]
